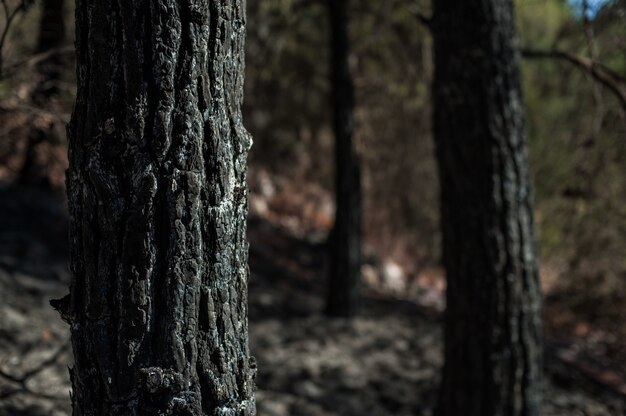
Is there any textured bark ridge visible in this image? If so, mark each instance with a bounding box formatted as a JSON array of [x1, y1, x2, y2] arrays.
[[58, 0, 256, 414], [325, 0, 361, 318], [432, 1, 542, 415]]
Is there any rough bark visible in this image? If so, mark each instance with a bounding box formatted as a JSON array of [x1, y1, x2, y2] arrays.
[[431, 1, 542, 415], [55, 0, 256, 414], [325, 0, 361, 317]]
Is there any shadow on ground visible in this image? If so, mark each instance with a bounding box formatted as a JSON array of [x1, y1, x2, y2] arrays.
[[0, 186, 624, 415]]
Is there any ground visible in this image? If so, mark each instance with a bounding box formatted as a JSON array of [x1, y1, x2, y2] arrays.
[[0, 186, 624, 415]]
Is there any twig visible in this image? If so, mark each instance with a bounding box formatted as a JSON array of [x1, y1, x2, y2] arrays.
[[22, 342, 70, 381], [0, 0, 34, 78], [0, 341, 70, 401], [2, 44, 73, 78], [545, 343, 626, 400], [521, 48, 626, 117], [0, 102, 70, 122]]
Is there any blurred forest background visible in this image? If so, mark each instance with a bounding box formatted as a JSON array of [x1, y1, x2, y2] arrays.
[[245, 0, 626, 339], [0, 0, 625, 414]]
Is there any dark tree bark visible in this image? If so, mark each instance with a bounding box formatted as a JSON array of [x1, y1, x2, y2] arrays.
[[325, 0, 361, 318], [54, 1, 256, 414], [431, 1, 542, 415]]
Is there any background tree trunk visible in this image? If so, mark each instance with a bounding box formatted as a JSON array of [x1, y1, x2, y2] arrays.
[[432, 1, 542, 415], [325, 0, 361, 318], [18, 0, 67, 185], [34, 0, 66, 99], [57, 1, 256, 414]]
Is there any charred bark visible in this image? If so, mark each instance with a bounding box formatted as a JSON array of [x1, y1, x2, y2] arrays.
[[56, 1, 256, 414], [432, 1, 542, 415], [325, 0, 361, 318]]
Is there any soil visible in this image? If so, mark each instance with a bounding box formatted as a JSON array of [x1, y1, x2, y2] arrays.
[[0, 185, 624, 415]]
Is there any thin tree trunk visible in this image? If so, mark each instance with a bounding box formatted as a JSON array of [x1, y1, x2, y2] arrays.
[[325, 0, 361, 317], [55, 1, 256, 414], [432, 1, 542, 415], [18, 0, 66, 185], [35, 0, 65, 99]]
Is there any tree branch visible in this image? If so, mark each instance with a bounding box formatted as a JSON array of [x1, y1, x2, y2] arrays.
[[0, 0, 34, 78], [521, 48, 626, 116], [0, 342, 69, 401], [2, 44, 73, 78]]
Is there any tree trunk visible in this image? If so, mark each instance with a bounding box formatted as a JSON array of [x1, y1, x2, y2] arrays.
[[56, 1, 256, 414], [432, 1, 542, 415], [18, 0, 67, 185], [35, 0, 66, 99], [325, 0, 361, 318]]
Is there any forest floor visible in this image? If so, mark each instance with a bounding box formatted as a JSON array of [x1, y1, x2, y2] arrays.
[[0, 185, 625, 415]]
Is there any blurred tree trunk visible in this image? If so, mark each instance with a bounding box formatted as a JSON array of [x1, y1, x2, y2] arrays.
[[326, 0, 361, 317], [34, 0, 65, 98], [432, 0, 542, 415], [55, 1, 256, 414], [18, 0, 66, 185]]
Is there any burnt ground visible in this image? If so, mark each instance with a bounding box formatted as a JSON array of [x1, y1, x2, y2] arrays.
[[0, 186, 624, 415]]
